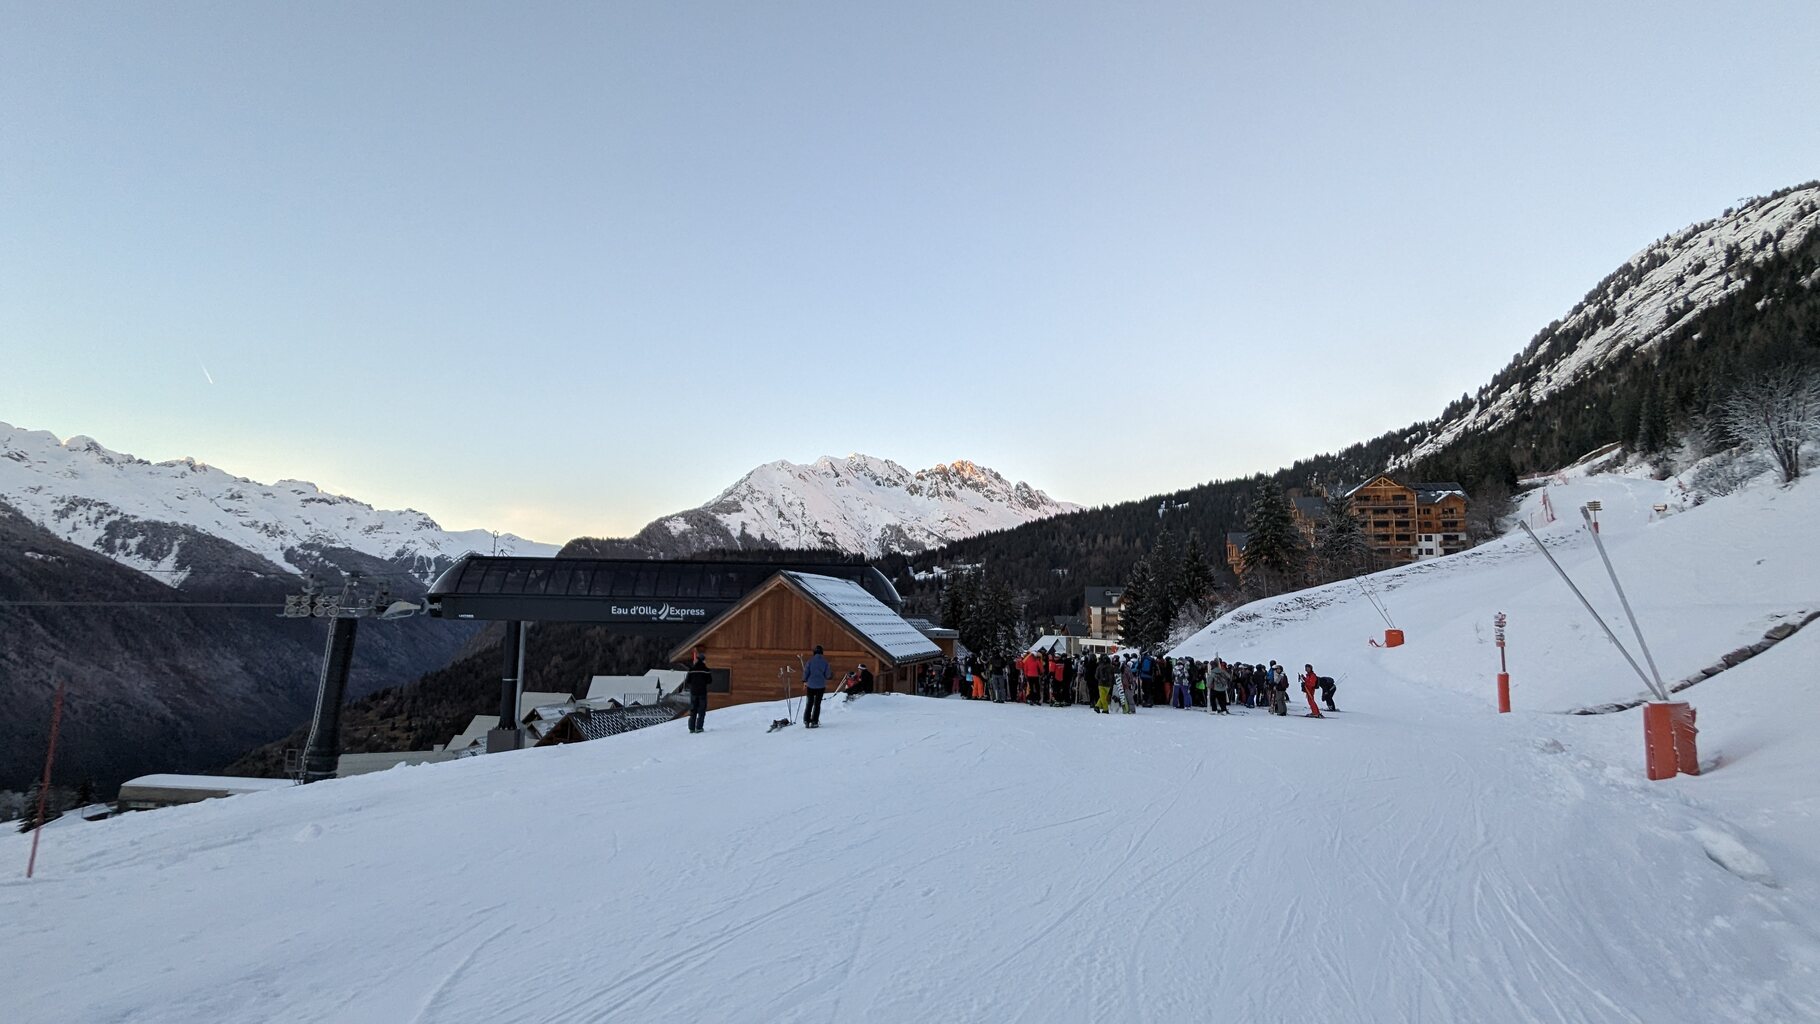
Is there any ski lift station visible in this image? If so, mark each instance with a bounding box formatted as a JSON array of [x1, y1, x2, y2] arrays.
[[275, 555, 952, 783], [421, 557, 938, 737]]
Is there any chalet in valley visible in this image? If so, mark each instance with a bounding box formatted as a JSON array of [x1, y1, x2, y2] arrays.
[[1225, 477, 1469, 575]]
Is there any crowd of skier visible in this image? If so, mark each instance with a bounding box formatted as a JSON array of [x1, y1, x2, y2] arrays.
[[916, 649, 1339, 718], [687, 643, 1341, 736]]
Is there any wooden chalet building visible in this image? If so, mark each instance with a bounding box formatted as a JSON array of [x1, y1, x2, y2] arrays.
[[668, 571, 942, 709], [1344, 475, 1469, 565], [1224, 531, 1249, 577]]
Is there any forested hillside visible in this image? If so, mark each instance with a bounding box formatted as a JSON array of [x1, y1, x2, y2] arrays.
[[894, 192, 1820, 621]]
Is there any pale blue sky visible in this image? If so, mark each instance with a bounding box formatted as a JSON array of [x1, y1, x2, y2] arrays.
[[4, 2, 1817, 541]]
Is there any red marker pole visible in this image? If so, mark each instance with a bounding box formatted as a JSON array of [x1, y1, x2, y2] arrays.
[[25, 680, 67, 879], [1494, 613, 1511, 713]]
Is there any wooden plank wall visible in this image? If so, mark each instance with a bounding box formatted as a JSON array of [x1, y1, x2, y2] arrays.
[[695, 585, 917, 710]]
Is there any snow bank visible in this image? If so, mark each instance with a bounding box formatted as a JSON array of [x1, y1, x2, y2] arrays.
[[1174, 469, 1816, 713], [6, 677, 1820, 1021]]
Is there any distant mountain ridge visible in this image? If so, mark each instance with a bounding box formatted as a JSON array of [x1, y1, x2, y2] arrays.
[[573, 454, 1079, 558], [0, 421, 556, 586]]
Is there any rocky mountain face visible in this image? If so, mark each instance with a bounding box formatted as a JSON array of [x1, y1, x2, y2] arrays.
[[0, 425, 553, 794], [0, 500, 480, 793], [1398, 182, 1820, 466], [571, 455, 1079, 558]]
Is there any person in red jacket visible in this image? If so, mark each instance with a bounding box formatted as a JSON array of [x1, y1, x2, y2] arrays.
[[1019, 651, 1041, 703], [1300, 664, 1325, 718]]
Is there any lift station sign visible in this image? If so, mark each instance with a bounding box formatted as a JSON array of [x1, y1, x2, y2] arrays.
[[609, 602, 712, 623]]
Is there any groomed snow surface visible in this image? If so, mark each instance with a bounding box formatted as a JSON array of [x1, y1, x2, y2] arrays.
[[6, 471, 1820, 1022]]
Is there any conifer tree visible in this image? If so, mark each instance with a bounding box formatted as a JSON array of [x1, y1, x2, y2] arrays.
[[969, 575, 1022, 658], [1313, 495, 1369, 582], [1636, 382, 1672, 454], [1180, 534, 1214, 603], [1118, 558, 1164, 651], [1150, 530, 1184, 621], [1242, 482, 1302, 594], [16, 781, 60, 834], [942, 569, 1022, 658], [940, 570, 979, 639]]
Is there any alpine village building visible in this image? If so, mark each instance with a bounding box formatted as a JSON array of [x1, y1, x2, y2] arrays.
[[1346, 476, 1469, 563], [667, 571, 942, 711], [1224, 476, 1469, 576]]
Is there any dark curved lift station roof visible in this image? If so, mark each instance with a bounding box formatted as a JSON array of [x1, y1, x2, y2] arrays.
[[427, 555, 901, 633]]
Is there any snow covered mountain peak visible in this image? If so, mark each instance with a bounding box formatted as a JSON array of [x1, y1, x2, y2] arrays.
[[638, 454, 1079, 557], [0, 420, 556, 585], [1399, 182, 1820, 466]]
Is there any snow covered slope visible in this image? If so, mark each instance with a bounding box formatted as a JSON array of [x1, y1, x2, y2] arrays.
[[7, 657, 1819, 1022], [0, 421, 555, 584], [1172, 466, 1815, 714], [632, 454, 1077, 556], [1400, 182, 1820, 466]]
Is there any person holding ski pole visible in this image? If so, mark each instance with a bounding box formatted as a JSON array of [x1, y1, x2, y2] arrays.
[[802, 645, 831, 728], [1299, 664, 1324, 718], [684, 648, 712, 734]]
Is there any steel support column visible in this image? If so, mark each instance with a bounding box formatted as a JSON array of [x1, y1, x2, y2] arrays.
[[301, 616, 360, 783], [498, 620, 523, 729]]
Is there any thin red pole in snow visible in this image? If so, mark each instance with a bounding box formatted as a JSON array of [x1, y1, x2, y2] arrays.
[[25, 680, 67, 879], [1494, 612, 1511, 713]]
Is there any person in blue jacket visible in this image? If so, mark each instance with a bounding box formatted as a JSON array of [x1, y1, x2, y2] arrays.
[[802, 644, 832, 728]]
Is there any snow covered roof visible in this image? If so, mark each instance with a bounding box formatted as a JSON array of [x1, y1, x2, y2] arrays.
[[447, 715, 494, 751], [585, 670, 684, 702], [518, 692, 573, 720], [118, 774, 293, 795], [1410, 482, 1468, 504], [783, 572, 942, 663], [1343, 476, 1468, 505], [903, 616, 959, 640]]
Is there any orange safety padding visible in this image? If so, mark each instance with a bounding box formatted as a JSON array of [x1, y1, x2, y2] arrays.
[[1383, 628, 1405, 647], [1643, 702, 1700, 780], [1672, 703, 1700, 776]]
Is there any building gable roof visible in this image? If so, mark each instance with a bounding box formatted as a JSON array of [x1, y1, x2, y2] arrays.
[[1291, 496, 1327, 520], [1084, 586, 1125, 608], [1343, 474, 1408, 498], [669, 571, 941, 666], [783, 572, 942, 663], [1409, 482, 1468, 504]]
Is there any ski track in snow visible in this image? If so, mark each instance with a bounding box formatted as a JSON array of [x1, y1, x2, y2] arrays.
[[7, 680, 1820, 1024]]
